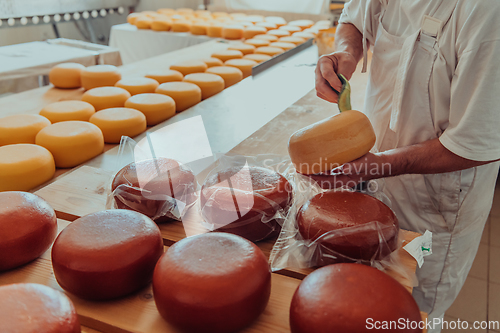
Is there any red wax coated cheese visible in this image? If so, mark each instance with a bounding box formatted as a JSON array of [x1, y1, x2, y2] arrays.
[[0, 191, 57, 271], [51, 209, 163, 300], [200, 166, 292, 242], [297, 190, 399, 262], [153, 232, 271, 333], [0, 283, 80, 333], [290, 264, 422, 333], [111, 158, 197, 222]]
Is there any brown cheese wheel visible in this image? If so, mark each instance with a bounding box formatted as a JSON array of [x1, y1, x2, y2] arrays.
[[297, 191, 399, 262], [290, 264, 422, 333], [0, 283, 80, 333], [200, 166, 292, 242], [51, 209, 164, 300], [153, 232, 271, 333], [0, 192, 57, 271]]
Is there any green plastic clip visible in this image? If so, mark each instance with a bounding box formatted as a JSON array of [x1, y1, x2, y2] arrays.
[[337, 73, 351, 112]]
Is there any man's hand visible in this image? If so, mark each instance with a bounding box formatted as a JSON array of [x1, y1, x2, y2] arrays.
[[315, 51, 358, 103]]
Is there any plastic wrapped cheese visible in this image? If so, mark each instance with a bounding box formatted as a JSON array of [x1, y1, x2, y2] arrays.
[[35, 121, 104, 168], [255, 46, 285, 57], [0, 114, 51, 146], [125, 93, 176, 125], [81, 86, 131, 111], [183, 73, 225, 99], [0, 144, 55, 191], [81, 65, 121, 90], [156, 81, 202, 112], [211, 50, 244, 62], [49, 62, 85, 89], [145, 69, 184, 83], [224, 59, 257, 78], [89, 108, 147, 143], [115, 77, 160, 95], [170, 60, 208, 76], [39, 101, 95, 123], [228, 43, 256, 55], [201, 57, 224, 68], [243, 53, 272, 63], [205, 66, 243, 87]]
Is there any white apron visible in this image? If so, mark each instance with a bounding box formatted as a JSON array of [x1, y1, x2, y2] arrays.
[[364, 1, 497, 331]]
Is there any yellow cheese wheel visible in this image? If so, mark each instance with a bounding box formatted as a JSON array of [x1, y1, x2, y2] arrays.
[[254, 34, 278, 42], [201, 57, 224, 68], [115, 77, 160, 96], [195, 9, 211, 17], [36, 121, 104, 168], [127, 13, 141, 25], [242, 15, 264, 24], [156, 82, 202, 112], [191, 22, 208, 35], [267, 29, 290, 37], [244, 38, 270, 47], [222, 25, 244, 40], [293, 31, 316, 39], [183, 73, 225, 99], [157, 8, 176, 15], [205, 66, 243, 88], [207, 23, 224, 37], [0, 144, 55, 191], [265, 16, 287, 27], [151, 18, 172, 31], [269, 42, 295, 51], [135, 16, 153, 29], [212, 12, 229, 18], [255, 22, 278, 31], [228, 43, 255, 55], [224, 59, 257, 78], [170, 60, 208, 76], [279, 25, 302, 33], [81, 86, 131, 111], [125, 93, 176, 126], [81, 65, 121, 91], [172, 20, 191, 32], [39, 101, 95, 123], [255, 46, 284, 56], [177, 8, 194, 15], [89, 108, 147, 143], [142, 11, 159, 18], [49, 63, 85, 89], [303, 28, 320, 35], [288, 19, 314, 30], [243, 53, 272, 63], [0, 114, 51, 146], [211, 50, 243, 62], [145, 69, 184, 83], [279, 36, 306, 45], [242, 26, 268, 39]]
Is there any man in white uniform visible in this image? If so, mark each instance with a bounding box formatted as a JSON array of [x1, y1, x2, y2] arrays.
[[313, 1, 500, 332]]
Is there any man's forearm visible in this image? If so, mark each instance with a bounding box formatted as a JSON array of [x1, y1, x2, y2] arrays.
[[334, 23, 364, 63]]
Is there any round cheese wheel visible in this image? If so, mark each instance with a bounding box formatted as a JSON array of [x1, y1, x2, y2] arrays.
[[302, 28, 319, 35], [111, 158, 197, 221], [243, 26, 267, 39], [224, 58, 257, 78], [81, 65, 121, 90], [81, 86, 131, 111], [212, 12, 229, 18], [279, 36, 306, 45], [255, 22, 277, 31], [265, 16, 287, 27], [0, 114, 51, 146], [254, 34, 279, 42], [0, 192, 57, 270], [207, 23, 224, 37], [115, 77, 160, 96], [244, 38, 270, 47], [170, 60, 208, 76], [127, 13, 141, 25], [35, 121, 104, 168], [243, 53, 272, 63], [255, 46, 284, 56], [222, 25, 244, 39], [201, 57, 224, 68], [0, 145, 55, 191], [191, 22, 208, 35], [52, 210, 164, 300], [49, 63, 85, 89], [153, 232, 271, 333], [0, 283, 80, 333], [297, 191, 399, 262], [125, 93, 176, 126], [267, 29, 290, 37], [288, 19, 314, 30], [145, 69, 183, 83], [183, 73, 225, 99], [201, 166, 292, 242], [172, 20, 191, 32], [39, 101, 95, 123], [290, 264, 422, 333], [135, 16, 153, 29], [177, 8, 194, 15], [228, 43, 255, 55], [89, 108, 147, 143], [206, 66, 243, 87], [279, 25, 302, 33], [151, 18, 172, 31], [211, 49, 244, 62], [157, 8, 176, 15], [156, 81, 202, 112], [242, 15, 264, 24], [293, 31, 316, 39], [269, 41, 295, 51]]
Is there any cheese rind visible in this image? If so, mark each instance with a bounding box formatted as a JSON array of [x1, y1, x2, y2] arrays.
[[81, 86, 131, 111], [191, 22, 208, 35], [0, 114, 51, 146], [224, 59, 257, 78], [170, 60, 208, 76], [0, 144, 55, 191], [222, 25, 244, 39], [39, 101, 95, 123], [89, 108, 147, 143], [135, 16, 153, 29], [35, 121, 104, 168], [115, 77, 160, 96], [183, 73, 225, 99], [125, 93, 176, 126], [49, 63, 85, 89], [172, 20, 191, 32], [207, 23, 224, 37], [205, 66, 243, 87], [81, 65, 121, 90], [145, 69, 184, 83], [156, 81, 202, 112], [211, 50, 244, 62], [151, 18, 172, 31]]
